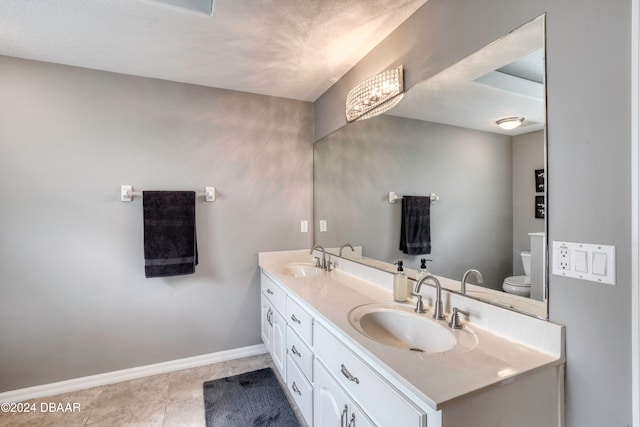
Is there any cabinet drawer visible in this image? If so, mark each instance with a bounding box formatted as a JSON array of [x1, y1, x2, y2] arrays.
[[287, 326, 313, 381], [261, 272, 286, 315], [315, 322, 425, 426], [286, 296, 313, 345], [287, 355, 313, 425]]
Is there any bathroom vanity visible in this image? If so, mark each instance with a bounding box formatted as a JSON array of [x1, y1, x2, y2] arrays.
[[259, 249, 564, 427]]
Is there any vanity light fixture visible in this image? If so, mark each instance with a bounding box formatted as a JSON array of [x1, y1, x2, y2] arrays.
[[346, 65, 404, 122], [496, 116, 525, 130]]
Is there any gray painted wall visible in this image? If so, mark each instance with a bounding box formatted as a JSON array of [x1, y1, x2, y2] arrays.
[[512, 130, 545, 274], [314, 114, 513, 290], [0, 56, 313, 391], [314, 1, 632, 426]]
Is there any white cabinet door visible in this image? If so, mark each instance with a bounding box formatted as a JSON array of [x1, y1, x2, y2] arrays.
[[261, 293, 286, 379], [314, 359, 350, 427], [271, 305, 287, 377], [261, 294, 272, 351], [314, 360, 374, 427]]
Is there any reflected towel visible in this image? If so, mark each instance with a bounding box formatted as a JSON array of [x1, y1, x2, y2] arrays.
[[143, 191, 198, 278], [399, 196, 431, 255]]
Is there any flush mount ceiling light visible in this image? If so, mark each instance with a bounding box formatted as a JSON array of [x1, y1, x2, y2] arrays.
[[346, 65, 404, 122], [496, 116, 525, 130]]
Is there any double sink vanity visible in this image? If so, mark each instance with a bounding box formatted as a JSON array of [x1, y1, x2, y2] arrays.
[[259, 249, 564, 427]]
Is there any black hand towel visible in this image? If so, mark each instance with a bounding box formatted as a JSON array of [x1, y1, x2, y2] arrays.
[[399, 196, 431, 255], [143, 191, 198, 278]]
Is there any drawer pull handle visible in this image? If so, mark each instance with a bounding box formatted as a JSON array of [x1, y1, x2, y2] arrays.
[[266, 289, 274, 295], [341, 404, 348, 427], [290, 314, 301, 324], [340, 364, 360, 384], [291, 346, 302, 357], [348, 413, 356, 427], [291, 382, 302, 396]]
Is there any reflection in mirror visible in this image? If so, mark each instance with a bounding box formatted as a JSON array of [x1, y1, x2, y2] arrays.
[[314, 16, 547, 318]]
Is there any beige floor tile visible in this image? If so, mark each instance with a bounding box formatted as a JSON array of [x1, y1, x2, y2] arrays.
[[44, 386, 104, 425], [0, 412, 17, 427], [85, 374, 169, 424], [163, 397, 205, 427], [0, 411, 16, 427], [166, 365, 216, 404], [7, 410, 86, 427], [85, 401, 165, 427]]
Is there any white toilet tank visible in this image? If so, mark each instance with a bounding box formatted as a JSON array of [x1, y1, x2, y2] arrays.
[[521, 251, 531, 276]]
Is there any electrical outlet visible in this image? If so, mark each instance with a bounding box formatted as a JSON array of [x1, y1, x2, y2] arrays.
[[558, 245, 570, 270]]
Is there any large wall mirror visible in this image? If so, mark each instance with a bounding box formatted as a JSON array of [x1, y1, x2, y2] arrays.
[[314, 15, 547, 318]]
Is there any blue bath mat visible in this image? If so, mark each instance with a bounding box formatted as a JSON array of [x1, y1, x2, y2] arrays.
[[203, 367, 300, 427]]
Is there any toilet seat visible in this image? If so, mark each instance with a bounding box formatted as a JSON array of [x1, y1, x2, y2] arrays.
[[502, 275, 531, 297], [503, 275, 530, 287]]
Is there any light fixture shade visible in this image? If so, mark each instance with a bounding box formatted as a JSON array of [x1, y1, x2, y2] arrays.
[[496, 116, 525, 130], [346, 65, 404, 122]]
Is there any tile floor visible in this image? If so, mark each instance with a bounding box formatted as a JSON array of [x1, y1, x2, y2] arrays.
[[0, 353, 307, 427]]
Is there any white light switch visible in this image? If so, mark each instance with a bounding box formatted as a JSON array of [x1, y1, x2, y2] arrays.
[[319, 220, 327, 232], [592, 252, 607, 276], [552, 241, 615, 285], [574, 250, 588, 273], [300, 220, 308, 233]]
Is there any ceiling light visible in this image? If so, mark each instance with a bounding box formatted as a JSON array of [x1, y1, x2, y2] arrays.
[[496, 116, 525, 130], [346, 65, 404, 122]]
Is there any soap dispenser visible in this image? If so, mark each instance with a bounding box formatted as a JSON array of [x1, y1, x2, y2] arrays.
[[416, 259, 432, 282], [393, 261, 408, 302]]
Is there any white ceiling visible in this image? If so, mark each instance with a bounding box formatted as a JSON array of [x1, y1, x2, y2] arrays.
[[0, 0, 427, 101], [388, 16, 545, 135]]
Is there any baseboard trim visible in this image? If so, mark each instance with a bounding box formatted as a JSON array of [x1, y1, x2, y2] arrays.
[[0, 343, 268, 403]]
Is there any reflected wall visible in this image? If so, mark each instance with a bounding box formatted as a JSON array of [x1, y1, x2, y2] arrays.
[[315, 114, 546, 290]]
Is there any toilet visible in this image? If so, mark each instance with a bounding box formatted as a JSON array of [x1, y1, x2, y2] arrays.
[[502, 251, 531, 297]]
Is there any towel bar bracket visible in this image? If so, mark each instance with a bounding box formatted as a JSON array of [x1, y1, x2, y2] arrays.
[[121, 185, 215, 202], [121, 185, 133, 202], [388, 191, 439, 204]]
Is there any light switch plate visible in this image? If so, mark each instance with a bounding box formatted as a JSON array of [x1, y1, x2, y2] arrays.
[[552, 241, 615, 285]]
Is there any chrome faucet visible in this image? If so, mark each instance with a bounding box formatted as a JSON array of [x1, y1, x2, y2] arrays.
[[310, 245, 328, 271], [461, 269, 483, 295], [414, 275, 446, 320], [339, 243, 355, 257]]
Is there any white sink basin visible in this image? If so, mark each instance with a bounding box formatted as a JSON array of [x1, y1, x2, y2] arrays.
[[280, 263, 322, 278], [348, 303, 477, 354]]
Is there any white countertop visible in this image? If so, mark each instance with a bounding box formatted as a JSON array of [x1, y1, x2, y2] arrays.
[[259, 250, 564, 411]]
